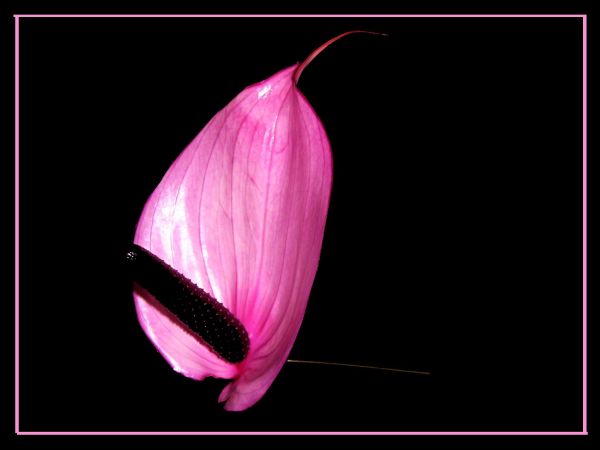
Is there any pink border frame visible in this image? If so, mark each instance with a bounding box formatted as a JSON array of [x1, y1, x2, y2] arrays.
[[13, 14, 588, 436]]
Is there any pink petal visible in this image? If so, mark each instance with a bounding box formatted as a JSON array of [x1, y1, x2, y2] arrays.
[[133, 64, 333, 410]]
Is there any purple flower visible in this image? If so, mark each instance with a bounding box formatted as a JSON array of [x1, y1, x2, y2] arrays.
[[132, 32, 375, 411]]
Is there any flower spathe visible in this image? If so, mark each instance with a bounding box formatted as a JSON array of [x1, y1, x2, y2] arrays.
[[133, 63, 333, 411]]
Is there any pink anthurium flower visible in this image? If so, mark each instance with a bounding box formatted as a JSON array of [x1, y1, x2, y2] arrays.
[[131, 32, 376, 411]]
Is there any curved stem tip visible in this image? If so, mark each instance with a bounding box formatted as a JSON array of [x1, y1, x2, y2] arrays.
[[293, 30, 388, 85]]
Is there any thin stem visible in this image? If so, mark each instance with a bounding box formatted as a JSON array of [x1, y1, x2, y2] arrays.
[[293, 30, 388, 84], [287, 359, 430, 375]]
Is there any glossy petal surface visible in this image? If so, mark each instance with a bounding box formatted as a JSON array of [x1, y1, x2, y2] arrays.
[[133, 65, 333, 411]]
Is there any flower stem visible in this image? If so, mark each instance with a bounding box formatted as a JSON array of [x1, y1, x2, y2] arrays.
[[287, 359, 430, 375]]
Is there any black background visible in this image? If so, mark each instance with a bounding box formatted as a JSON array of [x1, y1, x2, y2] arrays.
[[16, 16, 583, 433]]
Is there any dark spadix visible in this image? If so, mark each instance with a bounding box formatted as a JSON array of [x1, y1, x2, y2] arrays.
[[125, 244, 249, 363]]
